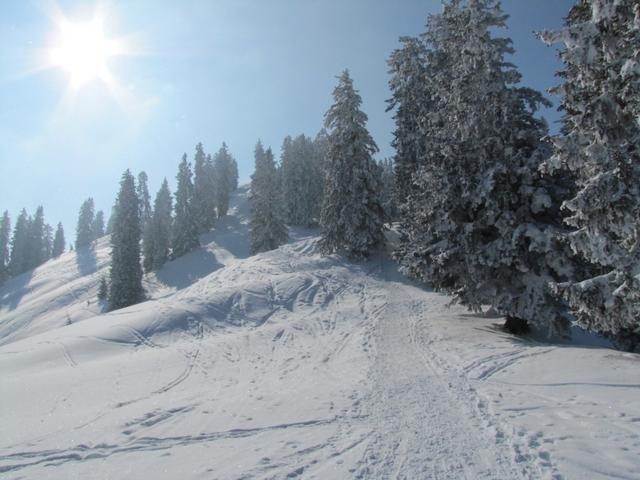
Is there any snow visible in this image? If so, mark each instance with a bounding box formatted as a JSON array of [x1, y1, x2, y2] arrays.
[[0, 188, 639, 479]]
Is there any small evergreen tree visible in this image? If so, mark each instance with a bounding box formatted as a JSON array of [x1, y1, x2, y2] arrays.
[[43, 223, 53, 261], [541, 0, 640, 349], [76, 198, 95, 249], [172, 154, 199, 258], [250, 142, 288, 253], [320, 70, 385, 258], [52, 222, 66, 257], [0, 211, 10, 283], [378, 158, 398, 221], [108, 170, 144, 311]]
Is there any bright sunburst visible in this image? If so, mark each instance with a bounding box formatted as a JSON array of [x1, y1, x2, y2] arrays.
[[50, 17, 117, 88], [49, 15, 121, 88]]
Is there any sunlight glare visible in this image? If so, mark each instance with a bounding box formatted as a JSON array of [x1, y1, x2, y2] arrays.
[[50, 17, 118, 88]]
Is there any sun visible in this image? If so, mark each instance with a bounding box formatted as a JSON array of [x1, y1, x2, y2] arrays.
[[49, 16, 119, 88]]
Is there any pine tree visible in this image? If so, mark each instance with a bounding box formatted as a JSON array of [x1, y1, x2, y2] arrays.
[[541, 0, 640, 349], [250, 142, 288, 253], [281, 134, 323, 227], [378, 158, 398, 221], [213, 143, 237, 217], [193, 143, 216, 232], [43, 223, 53, 261], [172, 154, 199, 258], [92, 210, 105, 240], [320, 70, 385, 258], [0, 211, 10, 283], [387, 35, 429, 208], [76, 198, 95, 249], [52, 222, 66, 257], [143, 178, 173, 272], [393, 0, 574, 335], [137, 171, 152, 228], [9, 209, 30, 276], [27, 206, 46, 269], [108, 170, 144, 311]]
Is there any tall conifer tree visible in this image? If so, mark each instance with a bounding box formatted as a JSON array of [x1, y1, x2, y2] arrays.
[[320, 70, 384, 258], [109, 170, 144, 310], [250, 142, 288, 253], [172, 154, 199, 258]]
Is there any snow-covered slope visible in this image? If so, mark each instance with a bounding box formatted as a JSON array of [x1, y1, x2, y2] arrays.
[[0, 187, 252, 346], [0, 188, 638, 479]]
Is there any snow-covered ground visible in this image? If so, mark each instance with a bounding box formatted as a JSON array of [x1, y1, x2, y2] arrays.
[[0, 188, 638, 479]]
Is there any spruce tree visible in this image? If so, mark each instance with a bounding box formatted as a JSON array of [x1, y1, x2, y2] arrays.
[[213, 143, 237, 217], [0, 211, 10, 283], [52, 222, 65, 257], [143, 179, 173, 272], [393, 0, 574, 335], [92, 210, 105, 240], [281, 134, 323, 226], [387, 35, 429, 208], [108, 170, 144, 311], [27, 206, 46, 269], [320, 70, 384, 258], [378, 158, 398, 221], [541, 0, 640, 348], [193, 143, 216, 232], [106, 201, 117, 235], [250, 142, 288, 253], [172, 154, 199, 258], [44, 223, 53, 260], [137, 171, 152, 228], [9, 209, 30, 276], [76, 198, 95, 249]]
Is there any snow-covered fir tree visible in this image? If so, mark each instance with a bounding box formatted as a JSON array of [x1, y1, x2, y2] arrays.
[[9, 209, 30, 276], [108, 170, 144, 311], [43, 223, 53, 260], [393, 0, 575, 335], [378, 158, 398, 221], [387, 35, 429, 208], [172, 154, 199, 258], [92, 210, 105, 240], [541, 0, 640, 349], [136, 171, 152, 228], [193, 143, 216, 232], [249, 142, 288, 254], [320, 70, 385, 258], [281, 134, 323, 227], [0, 211, 10, 283], [143, 178, 173, 272], [27, 206, 47, 269], [52, 222, 65, 257], [213, 143, 237, 217], [76, 198, 95, 249]]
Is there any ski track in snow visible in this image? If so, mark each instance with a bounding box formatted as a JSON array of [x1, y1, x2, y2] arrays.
[[1, 188, 639, 479]]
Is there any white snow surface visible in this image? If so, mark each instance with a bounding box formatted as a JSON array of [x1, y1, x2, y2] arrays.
[[1, 187, 639, 479]]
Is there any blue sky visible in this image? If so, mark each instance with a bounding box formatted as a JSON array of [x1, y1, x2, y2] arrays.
[[0, 0, 574, 242]]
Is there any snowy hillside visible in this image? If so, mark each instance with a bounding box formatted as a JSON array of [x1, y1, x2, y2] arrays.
[[1, 188, 639, 479]]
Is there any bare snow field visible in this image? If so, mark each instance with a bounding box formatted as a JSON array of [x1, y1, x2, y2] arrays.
[[1, 188, 639, 479]]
